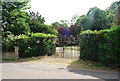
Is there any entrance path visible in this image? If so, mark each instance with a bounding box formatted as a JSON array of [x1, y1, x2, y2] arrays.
[[2, 61, 119, 79]]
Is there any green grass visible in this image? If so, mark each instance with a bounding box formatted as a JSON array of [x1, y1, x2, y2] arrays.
[[3, 56, 43, 62], [68, 59, 118, 71], [3, 59, 17, 61]]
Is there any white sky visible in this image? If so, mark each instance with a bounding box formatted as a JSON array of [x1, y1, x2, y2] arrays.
[[29, 0, 117, 25]]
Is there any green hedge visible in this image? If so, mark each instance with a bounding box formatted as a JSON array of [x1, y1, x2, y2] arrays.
[[3, 33, 57, 58], [79, 32, 100, 61], [99, 26, 120, 67], [80, 26, 120, 68]]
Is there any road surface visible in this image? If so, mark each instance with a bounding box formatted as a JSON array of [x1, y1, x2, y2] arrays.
[[2, 61, 119, 80]]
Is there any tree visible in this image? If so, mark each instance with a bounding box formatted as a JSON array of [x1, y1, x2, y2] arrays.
[[75, 15, 88, 30], [2, 2, 30, 35], [51, 20, 69, 28], [59, 20, 69, 28], [29, 11, 45, 24], [29, 22, 57, 35], [87, 7, 108, 30], [111, 1, 120, 25], [116, 5, 120, 25], [70, 25, 80, 36], [104, 1, 120, 27], [75, 7, 108, 31], [28, 11, 57, 35], [70, 14, 80, 25], [51, 22, 61, 28]]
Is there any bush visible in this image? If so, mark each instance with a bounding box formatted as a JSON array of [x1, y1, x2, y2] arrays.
[[80, 26, 120, 68], [2, 33, 57, 58]]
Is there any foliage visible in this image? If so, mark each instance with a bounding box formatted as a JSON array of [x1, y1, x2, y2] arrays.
[[51, 20, 69, 28], [19, 33, 56, 57], [2, 31, 13, 38], [29, 22, 58, 35], [2, 33, 57, 58], [98, 26, 120, 67], [31, 33, 57, 38], [80, 26, 120, 68], [51, 22, 61, 28], [29, 11, 45, 24], [2, 1, 57, 58], [114, 5, 120, 25], [2, 33, 15, 51], [80, 30, 100, 61], [28, 11, 58, 35], [70, 14, 80, 25], [74, 1, 120, 31], [87, 7, 108, 30], [75, 15, 88, 30], [2, 2, 31, 35], [59, 20, 69, 28], [70, 25, 80, 36], [106, 1, 120, 26], [75, 7, 108, 31]]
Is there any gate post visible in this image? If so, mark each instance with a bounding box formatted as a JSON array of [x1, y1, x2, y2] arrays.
[[14, 46, 19, 60]]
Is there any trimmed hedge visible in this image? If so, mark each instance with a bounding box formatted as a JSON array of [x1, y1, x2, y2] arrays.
[[3, 33, 57, 58], [79, 32, 100, 61], [80, 26, 120, 68]]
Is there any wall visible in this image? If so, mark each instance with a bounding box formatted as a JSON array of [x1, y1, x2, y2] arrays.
[[2, 46, 19, 60]]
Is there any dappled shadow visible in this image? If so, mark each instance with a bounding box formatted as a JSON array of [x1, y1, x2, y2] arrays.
[[67, 60, 119, 80]]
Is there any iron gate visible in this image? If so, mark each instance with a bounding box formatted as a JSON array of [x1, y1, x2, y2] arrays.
[[56, 35, 80, 59]]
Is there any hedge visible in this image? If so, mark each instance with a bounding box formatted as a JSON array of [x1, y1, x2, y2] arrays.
[[80, 26, 120, 68], [3, 33, 57, 58]]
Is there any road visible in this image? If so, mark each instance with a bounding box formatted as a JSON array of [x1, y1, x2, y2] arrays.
[[2, 61, 119, 80]]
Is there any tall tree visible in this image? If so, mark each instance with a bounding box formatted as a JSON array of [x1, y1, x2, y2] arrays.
[[75, 7, 108, 31], [2, 2, 31, 35], [29, 11, 45, 24], [110, 1, 120, 25], [28, 11, 57, 35], [87, 7, 108, 30], [116, 5, 120, 25], [75, 15, 88, 30], [106, 1, 120, 26], [70, 14, 80, 25]]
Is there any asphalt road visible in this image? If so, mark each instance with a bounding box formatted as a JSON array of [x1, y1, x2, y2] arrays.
[[2, 61, 119, 79]]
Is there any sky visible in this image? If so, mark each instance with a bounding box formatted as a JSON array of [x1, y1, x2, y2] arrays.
[[29, 0, 117, 25]]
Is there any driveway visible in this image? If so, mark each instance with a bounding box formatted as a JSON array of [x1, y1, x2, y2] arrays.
[[2, 61, 119, 80]]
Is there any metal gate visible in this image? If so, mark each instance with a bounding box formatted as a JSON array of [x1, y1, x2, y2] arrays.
[[56, 35, 80, 59]]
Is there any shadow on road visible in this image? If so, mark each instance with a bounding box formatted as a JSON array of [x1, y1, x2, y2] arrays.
[[67, 60, 119, 80]]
